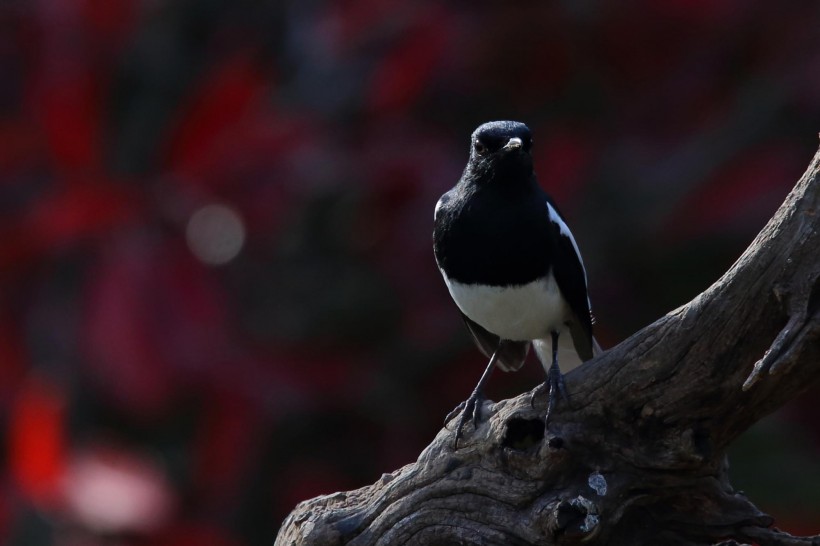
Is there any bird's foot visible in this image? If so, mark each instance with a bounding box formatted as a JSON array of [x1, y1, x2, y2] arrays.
[[530, 368, 570, 409], [539, 365, 570, 428], [447, 390, 485, 449], [546, 366, 570, 422]]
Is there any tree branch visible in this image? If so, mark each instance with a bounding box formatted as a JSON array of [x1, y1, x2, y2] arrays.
[[275, 144, 820, 546]]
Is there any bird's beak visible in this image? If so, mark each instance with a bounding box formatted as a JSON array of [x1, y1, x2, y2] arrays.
[[503, 137, 523, 151]]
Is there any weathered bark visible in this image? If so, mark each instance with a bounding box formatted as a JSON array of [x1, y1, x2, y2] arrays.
[[275, 145, 820, 546]]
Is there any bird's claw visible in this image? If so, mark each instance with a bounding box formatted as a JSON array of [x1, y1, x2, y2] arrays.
[[449, 391, 484, 449], [444, 400, 467, 424], [530, 368, 570, 410], [546, 365, 570, 423], [533, 365, 570, 432]]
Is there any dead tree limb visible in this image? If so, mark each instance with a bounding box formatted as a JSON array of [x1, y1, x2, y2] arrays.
[[275, 144, 820, 546]]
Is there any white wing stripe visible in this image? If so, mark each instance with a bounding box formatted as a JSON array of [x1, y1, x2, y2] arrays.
[[546, 201, 589, 296]]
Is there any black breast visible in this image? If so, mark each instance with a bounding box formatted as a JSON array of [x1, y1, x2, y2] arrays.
[[434, 185, 553, 286]]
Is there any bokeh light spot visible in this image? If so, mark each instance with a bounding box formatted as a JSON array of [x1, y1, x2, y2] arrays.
[[186, 204, 245, 266]]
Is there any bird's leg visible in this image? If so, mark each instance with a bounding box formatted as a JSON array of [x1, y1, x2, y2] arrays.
[[530, 332, 569, 416], [544, 330, 570, 424], [447, 343, 502, 449], [530, 332, 570, 409]]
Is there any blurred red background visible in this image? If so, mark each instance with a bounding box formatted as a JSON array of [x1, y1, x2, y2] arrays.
[[1, 1, 819, 544]]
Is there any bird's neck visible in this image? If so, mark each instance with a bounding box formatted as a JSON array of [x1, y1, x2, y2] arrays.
[[462, 167, 539, 198]]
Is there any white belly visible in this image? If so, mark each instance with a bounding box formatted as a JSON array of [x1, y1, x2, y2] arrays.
[[443, 272, 567, 341]]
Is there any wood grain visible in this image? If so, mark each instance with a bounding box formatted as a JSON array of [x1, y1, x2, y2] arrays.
[[276, 145, 820, 546]]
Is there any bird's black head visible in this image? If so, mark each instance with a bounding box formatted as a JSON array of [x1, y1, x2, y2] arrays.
[[465, 121, 534, 185]]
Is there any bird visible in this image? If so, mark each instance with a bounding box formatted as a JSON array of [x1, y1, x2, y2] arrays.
[[433, 120, 599, 448]]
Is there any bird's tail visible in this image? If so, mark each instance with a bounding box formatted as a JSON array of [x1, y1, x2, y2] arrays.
[[533, 334, 604, 375], [533, 336, 583, 373]]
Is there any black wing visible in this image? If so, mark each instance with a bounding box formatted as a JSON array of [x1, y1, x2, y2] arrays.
[[461, 312, 530, 372], [545, 198, 594, 361]]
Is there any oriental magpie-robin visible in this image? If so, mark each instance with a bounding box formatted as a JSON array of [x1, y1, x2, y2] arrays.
[[433, 120, 599, 448]]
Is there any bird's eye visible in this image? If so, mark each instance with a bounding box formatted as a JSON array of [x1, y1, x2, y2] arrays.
[[474, 140, 487, 155]]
